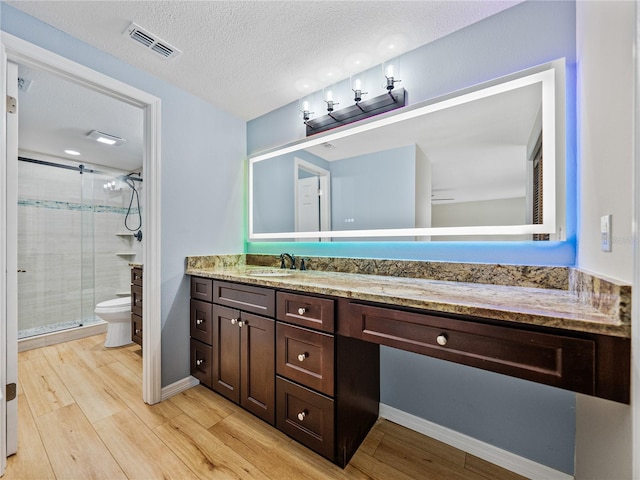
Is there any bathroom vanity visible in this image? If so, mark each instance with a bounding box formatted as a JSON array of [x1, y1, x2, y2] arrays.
[[187, 256, 631, 467]]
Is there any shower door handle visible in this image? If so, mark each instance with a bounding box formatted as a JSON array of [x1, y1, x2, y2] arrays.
[[17, 269, 27, 273]]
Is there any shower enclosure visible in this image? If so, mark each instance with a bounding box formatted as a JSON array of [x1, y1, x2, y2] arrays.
[[17, 156, 142, 339]]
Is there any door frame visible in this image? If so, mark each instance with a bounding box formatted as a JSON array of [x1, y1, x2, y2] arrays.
[[0, 32, 162, 471], [294, 157, 331, 234]]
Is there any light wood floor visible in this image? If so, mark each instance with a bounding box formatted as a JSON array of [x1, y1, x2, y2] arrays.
[[5, 333, 526, 480]]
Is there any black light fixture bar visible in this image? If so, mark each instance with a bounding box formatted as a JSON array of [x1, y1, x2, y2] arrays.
[[305, 88, 407, 136]]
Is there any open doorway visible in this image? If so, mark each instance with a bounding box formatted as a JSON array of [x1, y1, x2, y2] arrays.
[[294, 157, 331, 240], [1, 32, 162, 472]]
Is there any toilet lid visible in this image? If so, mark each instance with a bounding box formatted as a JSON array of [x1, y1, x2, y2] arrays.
[[95, 296, 131, 312]]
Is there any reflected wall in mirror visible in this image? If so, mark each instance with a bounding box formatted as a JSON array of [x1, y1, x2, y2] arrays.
[[249, 60, 565, 242]]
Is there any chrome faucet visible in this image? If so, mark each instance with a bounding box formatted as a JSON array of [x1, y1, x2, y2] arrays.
[[280, 253, 296, 269]]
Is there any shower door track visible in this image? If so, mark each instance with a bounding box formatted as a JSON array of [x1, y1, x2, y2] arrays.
[[18, 156, 143, 182]]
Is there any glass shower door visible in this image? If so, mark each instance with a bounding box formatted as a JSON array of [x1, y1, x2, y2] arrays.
[[17, 159, 95, 338]]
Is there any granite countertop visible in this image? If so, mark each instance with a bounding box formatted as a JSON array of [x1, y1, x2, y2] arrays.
[[185, 264, 630, 338]]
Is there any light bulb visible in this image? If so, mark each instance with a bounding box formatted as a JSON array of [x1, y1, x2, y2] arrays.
[[354, 79, 361, 90], [326, 90, 333, 102], [386, 64, 394, 78], [303, 100, 309, 111]]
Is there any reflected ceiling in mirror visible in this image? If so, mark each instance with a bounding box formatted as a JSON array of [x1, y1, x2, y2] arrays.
[[249, 61, 564, 242]]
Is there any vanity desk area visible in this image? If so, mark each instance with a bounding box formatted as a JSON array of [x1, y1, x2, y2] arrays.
[[186, 254, 631, 467]]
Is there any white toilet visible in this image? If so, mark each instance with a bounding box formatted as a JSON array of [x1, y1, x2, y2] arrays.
[[95, 297, 133, 347]]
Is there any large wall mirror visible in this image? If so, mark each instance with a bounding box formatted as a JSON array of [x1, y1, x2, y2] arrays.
[[249, 60, 566, 242]]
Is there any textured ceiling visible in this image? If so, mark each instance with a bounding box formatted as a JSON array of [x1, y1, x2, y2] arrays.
[[7, 0, 522, 121]]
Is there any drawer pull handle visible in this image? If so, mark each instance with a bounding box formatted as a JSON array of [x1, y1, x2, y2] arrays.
[[231, 318, 237, 325], [297, 410, 307, 421], [196, 319, 204, 325], [196, 359, 204, 366], [436, 334, 448, 346], [297, 353, 308, 362], [297, 307, 306, 315]]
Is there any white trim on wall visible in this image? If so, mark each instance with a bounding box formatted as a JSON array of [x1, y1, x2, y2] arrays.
[[0, 32, 162, 405], [379, 404, 574, 480]]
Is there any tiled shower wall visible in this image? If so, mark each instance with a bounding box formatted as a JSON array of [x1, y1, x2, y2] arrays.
[[17, 157, 143, 335]]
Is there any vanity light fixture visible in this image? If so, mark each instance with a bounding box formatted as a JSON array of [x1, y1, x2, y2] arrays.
[[352, 79, 368, 104], [301, 100, 314, 122], [325, 90, 339, 113], [385, 64, 400, 91], [87, 130, 126, 146]]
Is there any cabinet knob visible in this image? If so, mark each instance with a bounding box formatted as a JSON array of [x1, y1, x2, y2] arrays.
[[196, 359, 204, 366], [297, 410, 307, 421], [436, 334, 448, 346], [238, 320, 245, 328], [196, 319, 204, 325], [231, 318, 237, 325], [297, 307, 306, 315], [297, 353, 308, 362], [135, 329, 142, 334]]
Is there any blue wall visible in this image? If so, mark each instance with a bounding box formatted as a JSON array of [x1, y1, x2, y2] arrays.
[[1, 3, 247, 386], [247, 1, 578, 474]]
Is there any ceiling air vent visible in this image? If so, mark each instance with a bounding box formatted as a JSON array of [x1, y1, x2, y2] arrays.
[[124, 22, 182, 60]]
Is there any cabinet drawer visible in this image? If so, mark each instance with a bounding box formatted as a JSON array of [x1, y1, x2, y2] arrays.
[[191, 277, 213, 302], [131, 267, 143, 287], [214, 280, 275, 317], [131, 313, 142, 346], [190, 338, 213, 388], [277, 323, 334, 396], [277, 292, 334, 333], [190, 299, 213, 345], [131, 285, 143, 316], [276, 377, 334, 461], [348, 302, 596, 395]]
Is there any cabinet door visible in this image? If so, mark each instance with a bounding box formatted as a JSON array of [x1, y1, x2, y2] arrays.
[[212, 305, 241, 403], [241, 312, 275, 425]]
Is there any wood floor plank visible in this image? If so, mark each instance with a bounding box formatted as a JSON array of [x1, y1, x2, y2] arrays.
[[95, 409, 199, 480], [169, 385, 236, 429], [104, 343, 143, 376], [4, 394, 55, 480], [72, 334, 122, 369], [35, 403, 127, 479], [155, 412, 270, 480], [370, 431, 488, 480], [96, 361, 182, 429], [375, 419, 467, 467], [209, 407, 347, 480], [465, 454, 529, 480], [42, 342, 128, 424], [18, 353, 75, 417]]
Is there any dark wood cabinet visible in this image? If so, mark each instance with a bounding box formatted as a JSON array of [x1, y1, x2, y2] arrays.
[[130, 266, 143, 346], [191, 279, 276, 425], [275, 291, 379, 467], [211, 304, 275, 424]]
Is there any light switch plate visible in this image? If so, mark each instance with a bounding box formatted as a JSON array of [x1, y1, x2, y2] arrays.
[[600, 214, 612, 252]]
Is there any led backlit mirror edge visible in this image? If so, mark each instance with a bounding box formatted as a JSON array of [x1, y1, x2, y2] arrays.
[[248, 60, 565, 241]]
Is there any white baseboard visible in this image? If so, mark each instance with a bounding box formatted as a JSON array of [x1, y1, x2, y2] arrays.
[[18, 321, 108, 352], [161, 375, 200, 401], [379, 404, 574, 480]]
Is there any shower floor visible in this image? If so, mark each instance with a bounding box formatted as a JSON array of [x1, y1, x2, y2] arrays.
[[18, 317, 103, 339]]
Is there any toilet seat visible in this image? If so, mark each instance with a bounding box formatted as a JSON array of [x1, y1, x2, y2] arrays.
[[95, 296, 131, 313]]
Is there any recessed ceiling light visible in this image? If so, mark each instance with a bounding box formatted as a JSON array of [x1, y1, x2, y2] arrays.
[[87, 130, 126, 146], [64, 149, 81, 156]]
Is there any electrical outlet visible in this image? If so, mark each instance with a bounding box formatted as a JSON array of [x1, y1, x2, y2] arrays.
[[600, 214, 612, 252]]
